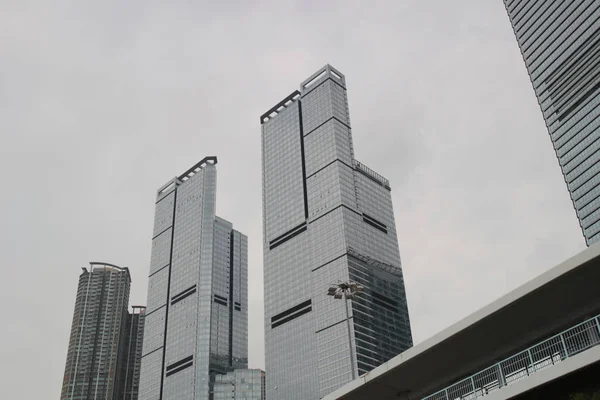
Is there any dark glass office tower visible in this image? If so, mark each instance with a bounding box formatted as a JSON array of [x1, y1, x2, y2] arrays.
[[61, 263, 132, 400], [260, 65, 413, 399], [504, 0, 600, 246], [117, 306, 146, 400], [138, 157, 248, 400]]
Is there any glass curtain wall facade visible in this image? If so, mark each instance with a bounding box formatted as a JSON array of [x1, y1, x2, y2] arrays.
[[260, 65, 413, 399], [139, 157, 248, 400], [213, 369, 266, 400], [60, 263, 131, 400], [504, 0, 600, 246]]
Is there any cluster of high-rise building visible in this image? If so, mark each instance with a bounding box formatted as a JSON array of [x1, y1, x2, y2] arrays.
[[60, 263, 146, 400], [60, 1, 600, 396], [59, 65, 413, 400]]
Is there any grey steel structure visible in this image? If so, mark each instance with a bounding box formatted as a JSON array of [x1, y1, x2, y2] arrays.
[[260, 65, 413, 399], [139, 157, 248, 400], [504, 0, 600, 246], [213, 369, 266, 400], [61, 262, 133, 400]]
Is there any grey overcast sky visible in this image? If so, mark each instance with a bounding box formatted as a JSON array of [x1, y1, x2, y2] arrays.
[[0, 1, 587, 398]]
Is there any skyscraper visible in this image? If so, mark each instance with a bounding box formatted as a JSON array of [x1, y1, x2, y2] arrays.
[[61, 262, 138, 400], [504, 0, 600, 246], [260, 64, 413, 399], [118, 306, 146, 400], [213, 369, 266, 400], [139, 156, 248, 400]]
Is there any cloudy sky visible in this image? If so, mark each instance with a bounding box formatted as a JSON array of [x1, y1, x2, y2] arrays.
[[0, 1, 587, 398]]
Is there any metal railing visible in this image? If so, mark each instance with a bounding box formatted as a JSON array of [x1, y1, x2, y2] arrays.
[[353, 160, 390, 189], [422, 314, 600, 400]]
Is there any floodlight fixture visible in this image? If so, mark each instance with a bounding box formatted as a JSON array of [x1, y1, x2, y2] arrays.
[[325, 280, 365, 380]]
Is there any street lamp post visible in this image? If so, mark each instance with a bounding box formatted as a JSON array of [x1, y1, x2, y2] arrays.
[[327, 281, 365, 380]]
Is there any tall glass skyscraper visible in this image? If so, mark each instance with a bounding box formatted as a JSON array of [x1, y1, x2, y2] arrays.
[[119, 306, 147, 400], [61, 262, 144, 400], [139, 157, 248, 400], [504, 0, 600, 246], [260, 65, 413, 399]]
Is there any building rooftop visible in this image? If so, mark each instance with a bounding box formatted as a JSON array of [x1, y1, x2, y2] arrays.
[[84, 261, 131, 281]]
